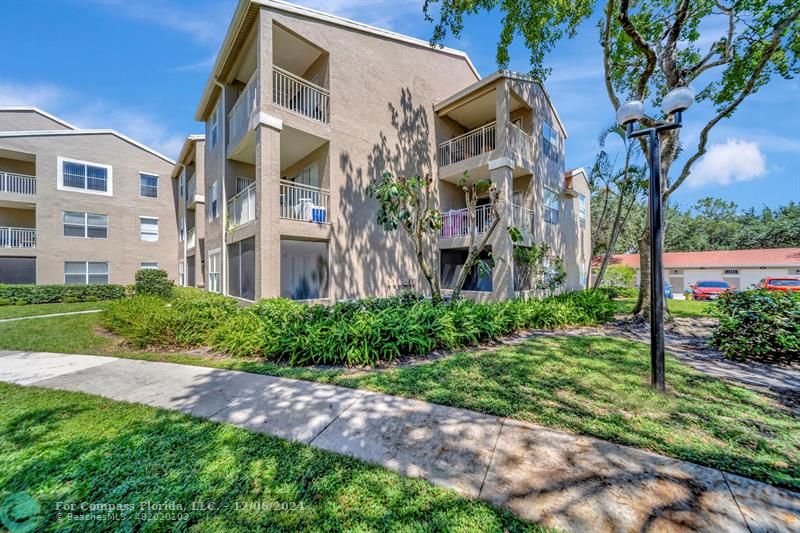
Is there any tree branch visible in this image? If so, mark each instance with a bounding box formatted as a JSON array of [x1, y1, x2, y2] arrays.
[[602, 0, 621, 109], [617, 0, 658, 99]]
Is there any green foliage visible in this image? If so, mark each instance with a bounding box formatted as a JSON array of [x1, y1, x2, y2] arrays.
[[599, 264, 636, 287], [711, 290, 800, 363], [102, 289, 238, 348], [0, 284, 125, 305], [0, 298, 10, 306], [204, 290, 616, 366], [597, 286, 638, 299], [134, 268, 174, 299], [513, 244, 567, 294]]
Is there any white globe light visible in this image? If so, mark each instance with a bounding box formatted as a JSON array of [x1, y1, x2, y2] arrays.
[[616, 100, 644, 126], [661, 86, 694, 116]]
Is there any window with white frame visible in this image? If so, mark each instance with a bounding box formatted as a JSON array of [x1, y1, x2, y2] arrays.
[[58, 157, 112, 195], [544, 187, 559, 224], [178, 260, 185, 286], [139, 217, 159, 241], [578, 193, 586, 227], [542, 122, 561, 162], [64, 261, 109, 285], [179, 174, 184, 198], [140, 173, 159, 198], [140, 262, 159, 270], [207, 181, 219, 220], [179, 220, 185, 242], [208, 249, 221, 293], [63, 211, 108, 239], [580, 260, 587, 286], [209, 106, 219, 148], [291, 163, 320, 188]]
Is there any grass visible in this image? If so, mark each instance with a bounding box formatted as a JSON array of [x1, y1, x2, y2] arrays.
[[614, 298, 713, 318], [0, 383, 537, 532], [0, 301, 108, 320], [1, 312, 797, 490]]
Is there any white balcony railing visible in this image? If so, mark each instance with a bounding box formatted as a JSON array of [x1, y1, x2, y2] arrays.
[[512, 204, 535, 236], [228, 73, 258, 147], [0, 171, 36, 195], [227, 182, 256, 229], [0, 227, 36, 248], [280, 180, 329, 223], [273, 66, 330, 124], [439, 204, 494, 238], [187, 227, 196, 249], [438, 122, 496, 167]]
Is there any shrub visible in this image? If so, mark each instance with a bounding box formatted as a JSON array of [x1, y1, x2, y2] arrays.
[[62, 296, 79, 303], [14, 299, 28, 306], [710, 290, 800, 363], [134, 269, 174, 299], [0, 298, 10, 306], [597, 264, 636, 288], [0, 284, 125, 304], [102, 290, 238, 348]]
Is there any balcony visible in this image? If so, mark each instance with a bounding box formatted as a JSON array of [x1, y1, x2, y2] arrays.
[[187, 227, 196, 250], [440, 204, 494, 238], [438, 122, 496, 167], [0, 171, 36, 196], [512, 204, 535, 237], [280, 181, 329, 223], [228, 73, 258, 150], [227, 182, 256, 229], [0, 227, 36, 248], [273, 67, 330, 124]]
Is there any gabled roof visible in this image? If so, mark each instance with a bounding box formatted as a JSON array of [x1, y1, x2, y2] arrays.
[[195, 0, 480, 121], [0, 106, 77, 130], [599, 248, 800, 269], [172, 135, 205, 177], [0, 129, 175, 165]]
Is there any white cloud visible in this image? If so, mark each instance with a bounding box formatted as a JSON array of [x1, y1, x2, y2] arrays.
[[0, 82, 66, 109], [293, 0, 424, 31], [687, 139, 767, 188]]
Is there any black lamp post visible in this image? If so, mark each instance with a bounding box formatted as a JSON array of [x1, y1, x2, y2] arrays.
[[616, 87, 694, 392]]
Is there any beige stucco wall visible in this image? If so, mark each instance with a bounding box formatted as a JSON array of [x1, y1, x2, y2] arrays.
[[0, 133, 177, 285], [0, 110, 72, 132]]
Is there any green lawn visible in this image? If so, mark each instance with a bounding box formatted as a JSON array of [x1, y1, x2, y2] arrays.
[[0, 384, 536, 532], [1, 312, 797, 490], [614, 298, 713, 318], [0, 301, 108, 320]]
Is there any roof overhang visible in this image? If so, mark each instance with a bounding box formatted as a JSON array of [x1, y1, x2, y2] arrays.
[[171, 135, 205, 177], [194, 0, 480, 121], [0, 130, 175, 164], [434, 70, 567, 138]]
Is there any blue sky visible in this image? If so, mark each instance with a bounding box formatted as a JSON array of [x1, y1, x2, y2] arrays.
[[1, 0, 797, 210]]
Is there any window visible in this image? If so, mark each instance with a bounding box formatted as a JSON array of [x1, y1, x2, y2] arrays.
[[65, 261, 108, 285], [63, 211, 108, 239], [140, 262, 159, 270], [228, 237, 256, 300], [58, 157, 112, 195], [580, 260, 587, 286], [291, 163, 320, 188], [578, 194, 586, 228], [140, 173, 158, 198], [542, 122, 561, 162], [236, 176, 254, 193], [179, 174, 184, 198], [179, 220, 185, 242], [207, 182, 219, 220], [179, 260, 185, 286], [544, 187, 559, 224], [139, 217, 159, 241], [209, 106, 219, 147], [208, 249, 221, 293]]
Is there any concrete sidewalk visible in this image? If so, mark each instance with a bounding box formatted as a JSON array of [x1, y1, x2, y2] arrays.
[[1, 350, 798, 532], [0, 309, 103, 323]]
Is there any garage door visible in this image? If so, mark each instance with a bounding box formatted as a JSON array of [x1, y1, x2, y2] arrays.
[[0, 256, 36, 284]]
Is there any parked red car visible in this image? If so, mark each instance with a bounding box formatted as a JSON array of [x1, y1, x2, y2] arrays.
[[756, 277, 800, 292], [690, 280, 731, 300]]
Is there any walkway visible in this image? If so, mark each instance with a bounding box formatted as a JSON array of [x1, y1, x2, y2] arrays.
[[1, 350, 798, 532], [0, 309, 103, 323]]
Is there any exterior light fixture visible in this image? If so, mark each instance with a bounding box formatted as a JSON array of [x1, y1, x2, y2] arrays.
[[615, 86, 693, 393]]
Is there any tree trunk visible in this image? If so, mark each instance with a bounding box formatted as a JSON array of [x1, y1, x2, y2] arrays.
[[593, 192, 628, 288]]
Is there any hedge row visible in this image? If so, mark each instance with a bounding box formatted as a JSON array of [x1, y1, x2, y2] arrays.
[[0, 284, 126, 305], [103, 289, 617, 367], [711, 290, 800, 363]]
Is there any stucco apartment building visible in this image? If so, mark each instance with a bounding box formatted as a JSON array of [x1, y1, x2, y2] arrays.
[[0, 107, 178, 285], [183, 0, 591, 302]]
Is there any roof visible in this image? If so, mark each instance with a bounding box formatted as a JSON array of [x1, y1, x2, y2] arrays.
[[0, 129, 175, 165], [433, 70, 567, 138], [565, 167, 588, 188], [195, 0, 480, 121], [172, 135, 205, 177], [0, 106, 77, 130], [597, 248, 800, 269]]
